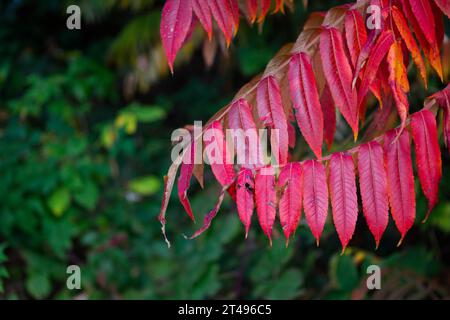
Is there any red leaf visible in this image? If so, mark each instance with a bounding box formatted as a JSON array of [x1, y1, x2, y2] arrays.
[[256, 76, 289, 165], [177, 138, 196, 221], [278, 162, 303, 245], [227, 0, 240, 33], [432, 84, 450, 152], [433, 0, 450, 18], [246, 0, 258, 23], [303, 160, 328, 245], [358, 141, 389, 248], [192, 0, 213, 40], [344, 9, 367, 67], [357, 30, 394, 109], [288, 52, 324, 159], [391, 5, 427, 88], [160, 0, 193, 73], [384, 128, 416, 245], [410, 110, 442, 221], [329, 153, 358, 253], [400, 0, 443, 81], [258, 0, 272, 23], [288, 121, 296, 149], [255, 166, 277, 244], [320, 27, 359, 140], [236, 168, 255, 237], [187, 184, 229, 239], [274, 0, 285, 13], [228, 98, 263, 168], [387, 40, 410, 131], [204, 120, 236, 187], [408, 0, 436, 46], [208, 0, 234, 45], [320, 84, 336, 151]]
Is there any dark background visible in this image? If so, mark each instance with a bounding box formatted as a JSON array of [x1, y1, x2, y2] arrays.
[[0, 0, 449, 299]]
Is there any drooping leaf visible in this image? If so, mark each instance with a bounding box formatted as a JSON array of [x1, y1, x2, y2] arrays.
[[255, 166, 277, 244], [274, 0, 285, 13], [246, 0, 258, 23], [192, 0, 213, 40], [358, 141, 389, 248], [391, 5, 427, 87], [320, 84, 336, 151], [160, 0, 193, 73], [258, 0, 272, 23], [256, 76, 289, 165], [344, 9, 367, 67], [431, 84, 450, 152], [236, 168, 255, 237], [329, 153, 358, 253], [384, 128, 416, 244], [287, 121, 296, 149], [303, 159, 328, 245], [228, 98, 263, 168], [357, 30, 394, 108], [410, 110, 442, 221], [387, 40, 410, 131], [208, 0, 234, 45], [433, 0, 450, 18], [320, 27, 359, 140], [278, 162, 303, 245], [177, 138, 196, 221], [408, 0, 437, 46], [187, 184, 229, 239], [204, 120, 236, 188], [288, 52, 324, 158], [227, 0, 240, 33], [158, 159, 183, 248], [400, 0, 443, 80]]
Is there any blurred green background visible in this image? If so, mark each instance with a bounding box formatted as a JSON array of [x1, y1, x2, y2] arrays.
[[0, 0, 449, 299]]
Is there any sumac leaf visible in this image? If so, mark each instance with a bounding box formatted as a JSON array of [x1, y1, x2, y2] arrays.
[[278, 162, 303, 245], [358, 141, 389, 248], [258, 0, 272, 23], [192, 0, 213, 40], [387, 40, 410, 131], [391, 5, 427, 87], [410, 110, 442, 221], [303, 160, 328, 245], [228, 98, 263, 168], [204, 120, 236, 187], [320, 27, 359, 140], [177, 138, 196, 221], [408, 0, 437, 46], [329, 153, 358, 253], [255, 166, 277, 244], [358, 30, 394, 108], [256, 76, 289, 165], [288, 52, 324, 159], [208, 0, 234, 45], [384, 128, 415, 244], [433, 0, 450, 18], [344, 9, 367, 67], [236, 168, 255, 237], [160, 0, 193, 73], [320, 84, 336, 151]]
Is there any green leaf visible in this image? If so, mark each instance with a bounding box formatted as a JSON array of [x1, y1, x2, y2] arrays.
[[125, 104, 166, 123], [264, 269, 303, 299], [26, 273, 51, 299], [129, 176, 160, 196], [330, 254, 359, 291], [74, 180, 99, 210], [47, 187, 71, 217]]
